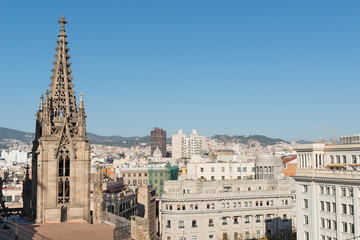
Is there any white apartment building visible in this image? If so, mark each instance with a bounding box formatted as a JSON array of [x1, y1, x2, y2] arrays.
[[172, 129, 206, 160], [187, 159, 255, 180], [0, 150, 29, 167], [293, 142, 360, 240], [160, 155, 296, 240]]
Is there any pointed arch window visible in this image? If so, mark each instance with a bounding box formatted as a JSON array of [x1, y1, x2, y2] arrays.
[[58, 146, 70, 204]]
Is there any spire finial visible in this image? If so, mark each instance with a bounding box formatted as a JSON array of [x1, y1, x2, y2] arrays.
[[58, 15, 68, 37], [79, 91, 84, 108], [40, 94, 44, 110]]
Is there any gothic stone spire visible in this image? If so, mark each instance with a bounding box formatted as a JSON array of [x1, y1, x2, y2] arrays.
[[49, 15, 77, 120], [31, 16, 91, 223]]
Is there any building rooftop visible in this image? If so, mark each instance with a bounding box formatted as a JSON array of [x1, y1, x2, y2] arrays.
[[32, 222, 114, 240]]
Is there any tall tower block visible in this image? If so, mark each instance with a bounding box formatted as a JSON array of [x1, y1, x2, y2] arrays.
[[31, 16, 91, 223]]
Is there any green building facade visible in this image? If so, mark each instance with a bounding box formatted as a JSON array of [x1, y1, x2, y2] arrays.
[[148, 163, 179, 197]]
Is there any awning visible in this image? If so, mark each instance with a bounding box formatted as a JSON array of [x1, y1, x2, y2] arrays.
[[326, 164, 346, 167]]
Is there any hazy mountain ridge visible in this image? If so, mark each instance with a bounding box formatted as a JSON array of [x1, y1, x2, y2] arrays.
[[0, 127, 35, 143], [1, 127, 296, 148], [211, 134, 288, 146]]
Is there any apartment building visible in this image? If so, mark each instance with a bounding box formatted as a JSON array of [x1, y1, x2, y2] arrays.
[[293, 142, 360, 240], [187, 160, 255, 180], [172, 129, 206, 160], [160, 155, 296, 240]]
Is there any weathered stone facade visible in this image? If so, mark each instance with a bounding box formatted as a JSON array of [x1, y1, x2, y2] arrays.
[[31, 16, 91, 223]]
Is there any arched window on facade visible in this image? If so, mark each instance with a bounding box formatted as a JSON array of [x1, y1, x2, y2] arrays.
[[58, 146, 70, 204]]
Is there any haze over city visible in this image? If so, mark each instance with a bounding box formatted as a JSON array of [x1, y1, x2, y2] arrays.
[[1, 1, 360, 140]]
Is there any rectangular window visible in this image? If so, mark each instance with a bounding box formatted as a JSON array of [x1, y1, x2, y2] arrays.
[[256, 215, 260, 222], [342, 204, 347, 214], [333, 220, 337, 230], [330, 156, 334, 163], [342, 188, 346, 196], [245, 216, 250, 223], [320, 186, 324, 194], [352, 155, 357, 163], [256, 230, 260, 238], [222, 167, 225, 172], [222, 217, 227, 225], [349, 205, 354, 215], [200, 168, 204, 172], [222, 233, 227, 240], [243, 167, 247, 172], [209, 235, 213, 240], [209, 219, 214, 226], [283, 214, 287, 221], [321, 218, 325, 228], [166, 220, 171, 228], [177, 205, 180, 211], [179, 220, 184, 228], [303, 185, 308, 192], [342, 155, 346, 163], [326, 187, 330, 195], [349, 187, 353, 196], [195, 204, 198, 210], [336, 155, 340, 163], [342, 222, 347, 232], [192, 220, 197, 228], [211, 203, 215, 209], [304, 199, 308, 209], [182, 205, 185, 210], [304, 215, 308, 225], [211, 167, 214, 172], [207, 203, 210, 209], [237, 167, 241, 172], [332, 203, 336, 212], [350, 223, 355, 233], [326, 202, 330, 211], [305, 232, 309, 240], [234, 216, 239, 224], [327, 219, 331, 229]]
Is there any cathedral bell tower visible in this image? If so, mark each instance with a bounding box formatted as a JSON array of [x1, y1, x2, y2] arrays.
[[31, 16, 91, 223]]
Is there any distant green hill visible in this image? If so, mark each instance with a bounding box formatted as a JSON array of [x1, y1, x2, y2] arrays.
[[0, 126, 287, 148], [211, 134, 287, 146], [0, 127, 34, 143]]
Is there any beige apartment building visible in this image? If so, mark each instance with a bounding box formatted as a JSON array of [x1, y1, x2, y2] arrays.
[[187, 160, 255, 180], [160, 155, 296, 240], [293, 141, 360, 240]]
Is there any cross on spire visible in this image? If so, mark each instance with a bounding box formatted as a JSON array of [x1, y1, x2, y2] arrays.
[[58, 15, 68, 37]]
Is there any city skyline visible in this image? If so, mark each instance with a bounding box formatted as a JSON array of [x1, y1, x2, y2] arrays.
[[1, 1, 360, 141]]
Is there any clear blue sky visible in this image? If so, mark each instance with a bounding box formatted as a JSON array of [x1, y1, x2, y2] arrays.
[[1, 1, 360, 141]]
